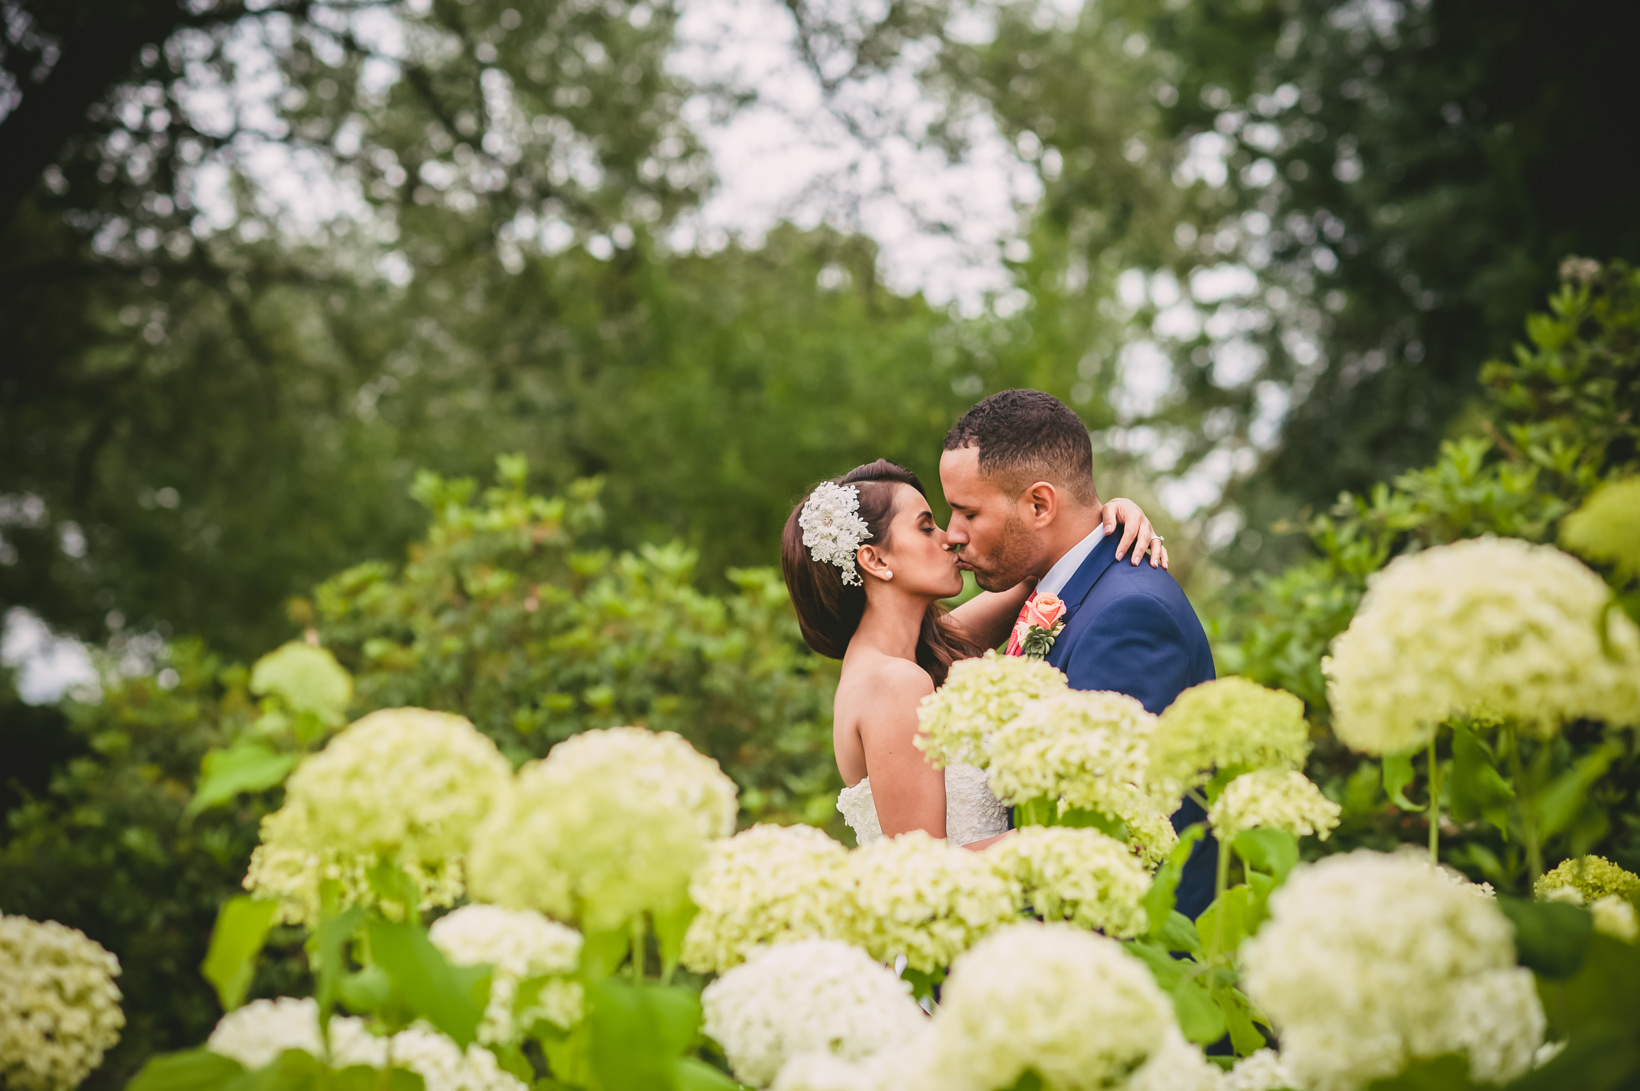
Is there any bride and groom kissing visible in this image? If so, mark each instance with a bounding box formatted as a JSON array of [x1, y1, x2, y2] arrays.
[[780, 387, 1218, 919]]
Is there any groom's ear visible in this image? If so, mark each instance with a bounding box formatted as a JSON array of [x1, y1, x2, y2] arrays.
[[1023, 481, 1059, 526]]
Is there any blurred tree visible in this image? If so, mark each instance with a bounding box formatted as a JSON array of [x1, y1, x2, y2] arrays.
[[1121, 0, 1640, 543]]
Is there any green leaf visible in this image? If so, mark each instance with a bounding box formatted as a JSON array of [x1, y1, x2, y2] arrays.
[[186, 741, 299, 817], [1536, 933, 1640, 1039], [652, 899, 699, 982], [364, 916, 490, 1048], [1198, 886, 1257, 962], [1055, 807, 1127, 838], [1143, 824, 1206, 939], [1170, 974, 1227, 1045], [1214, 982, 1267, 1057], [1535, 741, 1621, 840], [1232, 828, 1299, 883], [201, 896, 280, 1012], [312, 902, 364, 1031], [1496, 896, 1594, 979], [900, 966, 946, 1003], [586, 979, 703, 1091], [330, 1067, 425, 1091], [1448, 726, 1514, 833], [1124, 941, 1188, 990], [1506, 1026, 1640, 1091], [1382, 751, 1423, 811], [673, 1058, 742, 1091], [581, 928, 632, 979], [250, 641, 353, 725], [1157, 912, 1202, 958], [127, 1050, 246, 1091]]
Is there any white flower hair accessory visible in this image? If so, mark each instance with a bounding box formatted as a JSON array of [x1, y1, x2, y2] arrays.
[[800, 482, 871, 586]]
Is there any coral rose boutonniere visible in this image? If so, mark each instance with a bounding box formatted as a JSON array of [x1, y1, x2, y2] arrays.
[[1013, 593, 1067, 660]]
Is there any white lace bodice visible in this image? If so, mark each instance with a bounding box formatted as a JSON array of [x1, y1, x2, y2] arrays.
[[836, 763, 1010, 847]]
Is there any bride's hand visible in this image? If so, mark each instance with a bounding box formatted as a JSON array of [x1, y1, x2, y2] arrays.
[[1103, 498, 1170, 569]]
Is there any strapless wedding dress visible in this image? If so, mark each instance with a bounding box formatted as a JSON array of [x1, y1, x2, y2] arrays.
[[836, 764, 1010, 846]]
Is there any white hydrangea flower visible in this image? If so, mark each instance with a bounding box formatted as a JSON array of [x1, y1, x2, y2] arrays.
[[244, 805, 466, 925], [1240, 851, 1534, 1091], [800, 482, 871, 586], [683, 824, 852, 973], [207, 998, 526, 1091], [1128, 1027, 1225, 1091], [1432, 968, 1546, 1085], [843, 831, 1018, 974], [207, 997, 385, 1070], [702, 940, 925, 1089], [1152, 677, 1311, 791], [929, 922, 1175, 1091], [1591, 896, 1640, 942], [1208, 770, 1341, 844], [244, 708, 511, 923], [429, 905, 584, 1042], [285, 708, 513, 862], [468, 727, 738, 932], [0, 915, 124, 1091], [916, 651, 1069, 769], [386, 1025, 529, 1091], [1223, 1049, 1299, 1091], [986, 691, 1179, 866], [1323, 538, 1640, 755], [771, 1053, 880, 1091], [987, 827, 1151, 938]]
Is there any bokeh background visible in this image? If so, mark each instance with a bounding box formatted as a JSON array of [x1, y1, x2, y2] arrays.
[[2, 0, 1636, 1086]]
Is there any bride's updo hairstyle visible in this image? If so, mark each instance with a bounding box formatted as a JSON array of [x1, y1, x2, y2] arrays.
[[781, 459, 982, 685]]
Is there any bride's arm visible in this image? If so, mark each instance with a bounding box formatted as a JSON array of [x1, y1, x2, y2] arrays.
[[945, 498, 1171, 648], [858, 660, 947, 839]]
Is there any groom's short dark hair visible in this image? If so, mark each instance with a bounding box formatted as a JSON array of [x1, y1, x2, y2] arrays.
[[944, 389, 1097, 502]]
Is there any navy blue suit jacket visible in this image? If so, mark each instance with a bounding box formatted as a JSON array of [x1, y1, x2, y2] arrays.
[[1044, 531, 1218, 919]]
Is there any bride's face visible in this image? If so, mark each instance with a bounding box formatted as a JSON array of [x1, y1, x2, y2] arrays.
[[868, 484, 965, 599]]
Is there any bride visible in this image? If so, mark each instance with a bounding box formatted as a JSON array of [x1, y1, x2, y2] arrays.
[[779, 459, 1167, 850]]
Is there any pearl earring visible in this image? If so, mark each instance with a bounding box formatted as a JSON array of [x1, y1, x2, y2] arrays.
[[883, 570, 893, 580]]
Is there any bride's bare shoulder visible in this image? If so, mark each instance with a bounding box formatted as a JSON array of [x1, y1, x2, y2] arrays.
[[838, 651, 935, 709]]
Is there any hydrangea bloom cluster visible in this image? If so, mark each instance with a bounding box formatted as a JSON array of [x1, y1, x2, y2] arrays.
[[1208, 770, 1341, 844], [284, 708, 513, 862], [245, 708, 510, 922], [1561, 476, 1640, 577], [1323, 538, 1640, 754], [701, 940, 925, 1089], [1591, 896, 1640, 942], [1534, 854, 1640, 903], [1224, 1049, 1298, 1091], [0, 915, 124, 1091], [842, 830, 1018, 973], [244, 806, 465, 924], [987, 827, 1150, 938], [799, 482, 871, 586], [915, 651, 1069, 769], [1437, 968, 1549, 1085], [986, 691, 1179, 866], [428, 905, 584, 1042], [930, 923, 1174, 1091], [683, 824, 852, 973], [1240, 850, 1541, 1091], [1151, 677, 1310, 791], [1126, 1027, 1224, 1091], [467, 727, 738, 931], [207, 998, 526, 1091]]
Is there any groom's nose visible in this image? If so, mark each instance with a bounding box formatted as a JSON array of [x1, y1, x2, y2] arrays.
[[945, 520, 969, 546]]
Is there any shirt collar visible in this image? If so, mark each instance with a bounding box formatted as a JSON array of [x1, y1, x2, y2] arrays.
[[1036, 525, 1107, 599]]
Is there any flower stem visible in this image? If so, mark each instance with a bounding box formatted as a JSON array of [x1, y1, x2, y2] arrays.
[[1506, 726, 1544, 883], [630, 916, 646, 984], [1213, 836, 1230, 959], [1427, 735, 1442, 863]]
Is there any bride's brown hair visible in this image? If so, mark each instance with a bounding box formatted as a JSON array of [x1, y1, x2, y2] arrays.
[[780, 459, 984, 686]]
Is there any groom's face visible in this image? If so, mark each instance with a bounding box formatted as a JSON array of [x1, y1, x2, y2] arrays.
[[939, 446, 1037, 592]]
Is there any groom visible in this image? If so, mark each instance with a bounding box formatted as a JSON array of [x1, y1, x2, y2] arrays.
[[940, 388, 1217, 920]]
